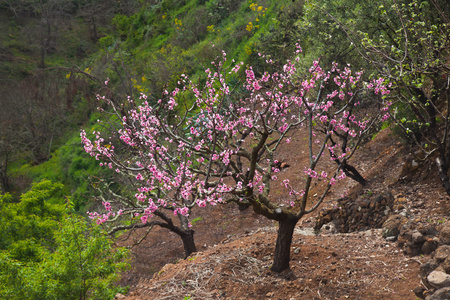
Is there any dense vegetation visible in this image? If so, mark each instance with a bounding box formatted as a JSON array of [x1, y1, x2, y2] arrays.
[[0, 0, 448, 297], [0, 180, 129, 299]]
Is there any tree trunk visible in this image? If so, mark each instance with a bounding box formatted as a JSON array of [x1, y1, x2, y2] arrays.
[[436, 156, 450, 196], [0, 169, 10, 193], [180, 229, 197, 258], [271, 217, 298, 273], [0, 152, 10, 193], [39, 42, 46, 68]]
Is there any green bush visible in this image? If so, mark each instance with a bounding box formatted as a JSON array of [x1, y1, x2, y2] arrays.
[[0, 180, 129, 299]]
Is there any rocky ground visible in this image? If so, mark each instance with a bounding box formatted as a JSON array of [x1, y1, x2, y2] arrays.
[[115, 128, 450, 300]]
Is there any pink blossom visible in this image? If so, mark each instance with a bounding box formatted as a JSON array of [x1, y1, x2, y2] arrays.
[[81, 48, 390, 252]]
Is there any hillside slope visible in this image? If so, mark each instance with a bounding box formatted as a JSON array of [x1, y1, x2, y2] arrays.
[[116, 128, 449, 299]]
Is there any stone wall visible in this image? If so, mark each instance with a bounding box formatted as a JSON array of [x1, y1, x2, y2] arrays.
[[314, 191, 397, 233]]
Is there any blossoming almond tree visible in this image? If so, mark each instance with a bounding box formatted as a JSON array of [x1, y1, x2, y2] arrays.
[[81, 47, 390, 272]]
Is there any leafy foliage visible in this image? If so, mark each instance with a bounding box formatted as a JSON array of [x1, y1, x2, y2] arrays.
[[0, 180, 129, 299], [0, 180, 66, 259], [343, 0, 450, 193]]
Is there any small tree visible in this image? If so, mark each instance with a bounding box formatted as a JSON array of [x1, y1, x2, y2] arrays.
[[326, 0, 450, 194], [82, 47, 390, 272]]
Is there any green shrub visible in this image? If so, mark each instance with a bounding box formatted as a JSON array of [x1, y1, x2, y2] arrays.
[[0, 181, 130, 299]]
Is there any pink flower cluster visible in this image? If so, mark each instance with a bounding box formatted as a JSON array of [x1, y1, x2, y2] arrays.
[[81, 48, 391, 225]]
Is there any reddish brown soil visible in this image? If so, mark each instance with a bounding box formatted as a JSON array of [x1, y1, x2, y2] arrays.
[[124, 228, 422, 300], [116, 128, 449, 300]]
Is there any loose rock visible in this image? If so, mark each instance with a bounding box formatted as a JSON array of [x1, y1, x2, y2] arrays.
[[422, 238, 439, 255], [434, 245, 450, 263], [427, 271, 450, 289], [383, 214, 408, 238], [421, 259, 439, 279], [439, 223, 450, 245], [442, 258, 450, 274], [412, 230, 425, 244], [426, 287, 450, 300], [413, 286, 427, 299]]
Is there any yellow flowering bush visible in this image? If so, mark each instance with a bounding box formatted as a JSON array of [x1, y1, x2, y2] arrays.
[[246, 2, 268, 32]]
